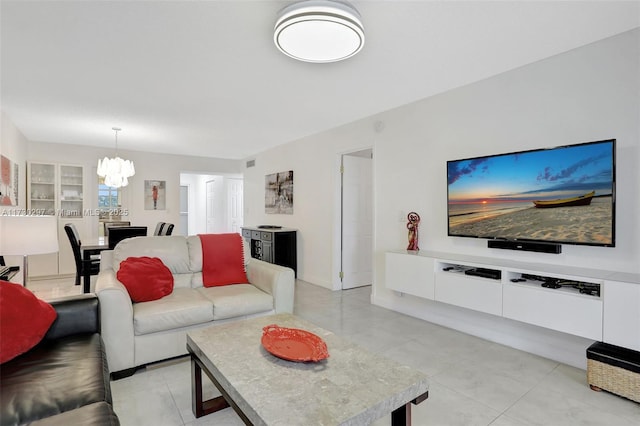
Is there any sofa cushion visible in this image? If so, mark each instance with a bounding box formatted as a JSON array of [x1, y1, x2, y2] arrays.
[[117, 257, 174, 302], [0, 282, 57, 364], [197, 284, 273, 320], [113, 236, 191, 275], [0, 333, 110, 425], [133, 288, 214, 335]]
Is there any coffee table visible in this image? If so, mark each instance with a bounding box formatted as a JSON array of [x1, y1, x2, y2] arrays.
[[186, 313, 429, 425]]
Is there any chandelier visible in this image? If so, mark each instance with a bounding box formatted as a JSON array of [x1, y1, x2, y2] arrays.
[[274, 0, 365, 63], [97, 127, 135, 188]]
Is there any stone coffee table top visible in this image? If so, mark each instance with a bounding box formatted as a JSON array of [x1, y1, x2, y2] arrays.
[[187, 313, 429, 425]]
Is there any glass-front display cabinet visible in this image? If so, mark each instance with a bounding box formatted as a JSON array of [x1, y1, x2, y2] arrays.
[[27, 162, 85, 277], [28, 163, 84, 217]]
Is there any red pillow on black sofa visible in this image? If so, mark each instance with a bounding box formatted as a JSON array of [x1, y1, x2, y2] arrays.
[[0, 282, 57, 364], [117, 256, 174, 302]]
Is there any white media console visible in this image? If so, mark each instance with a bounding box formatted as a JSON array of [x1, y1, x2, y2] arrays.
[[385, 250, 640, 351]]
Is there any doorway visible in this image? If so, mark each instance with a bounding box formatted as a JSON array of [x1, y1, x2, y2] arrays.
[[179, 185, 189, 236], [226, 178, 243, 233], [206, 179, 216, 233], [179, 172, 243, 235], [340, 149, 373, 289]]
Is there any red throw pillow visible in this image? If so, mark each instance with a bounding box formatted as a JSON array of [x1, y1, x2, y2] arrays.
[[117, 257, 174, 302], [200, 233, 248, 287], [0, 282, 57, 364]]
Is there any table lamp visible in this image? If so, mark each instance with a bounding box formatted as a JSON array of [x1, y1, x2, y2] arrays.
[[0, 215, 59, 286]]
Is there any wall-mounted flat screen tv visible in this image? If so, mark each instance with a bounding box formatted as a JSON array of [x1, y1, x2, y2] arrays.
[[447, 139, 615, 247]]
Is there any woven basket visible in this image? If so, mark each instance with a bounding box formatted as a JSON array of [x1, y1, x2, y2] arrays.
[[587, 358, 640, 403]]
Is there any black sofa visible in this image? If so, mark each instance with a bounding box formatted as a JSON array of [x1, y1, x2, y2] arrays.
[[0, 294, 119, 425]]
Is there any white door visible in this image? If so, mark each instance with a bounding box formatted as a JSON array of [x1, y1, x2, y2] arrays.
[[227, 178, 243, 233], [206, 180, 216, 233], [179, 185, 189, 236], [341, 151, 373, 289]]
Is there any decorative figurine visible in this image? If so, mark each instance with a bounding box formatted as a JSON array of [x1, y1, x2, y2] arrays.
[[407, 212, 420, 251]]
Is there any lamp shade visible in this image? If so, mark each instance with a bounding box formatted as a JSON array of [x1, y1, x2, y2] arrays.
[[0, 215, 59, 255], [97, 127, 135, 188], [97, 156, 135, 188], [274, 0, 365, 63]]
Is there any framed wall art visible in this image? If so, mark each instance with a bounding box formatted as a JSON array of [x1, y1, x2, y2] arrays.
[[265, 170, 293, 214], [144, 180, 166, 210], [0, 155, 19, 206]]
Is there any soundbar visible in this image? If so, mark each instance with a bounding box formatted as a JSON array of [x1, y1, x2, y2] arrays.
[[488, 239, 562, 254]]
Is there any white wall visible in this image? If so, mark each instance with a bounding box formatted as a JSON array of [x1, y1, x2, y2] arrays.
[[243, 129, 374, 286], [374, 28, 639, 273], [27, 141, 242, 239], [243, 29, 639, 367], [246, 29, 639, 287]]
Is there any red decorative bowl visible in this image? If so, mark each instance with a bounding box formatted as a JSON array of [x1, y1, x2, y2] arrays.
[[261, 324, 329, 362]]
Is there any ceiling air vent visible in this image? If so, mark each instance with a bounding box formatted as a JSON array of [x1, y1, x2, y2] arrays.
[[246, 159, 256, 168]]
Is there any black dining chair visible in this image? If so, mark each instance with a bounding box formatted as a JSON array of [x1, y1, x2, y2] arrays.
[[160, 223, 174, 236], [108, 226, 148, 249], [64, 223, 101, 288], [104, 221, 131, 237], [153, 222, 166, 236]]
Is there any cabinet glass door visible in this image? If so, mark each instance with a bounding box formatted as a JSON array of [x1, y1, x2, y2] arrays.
[[29, 163, 56, 215], [59, 165, 83, 217]]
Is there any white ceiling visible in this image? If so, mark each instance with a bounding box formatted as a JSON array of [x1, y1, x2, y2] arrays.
[[2, 1, 639, 159]]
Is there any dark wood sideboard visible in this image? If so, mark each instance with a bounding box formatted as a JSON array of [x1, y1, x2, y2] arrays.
[[241, 227, 297, 277]]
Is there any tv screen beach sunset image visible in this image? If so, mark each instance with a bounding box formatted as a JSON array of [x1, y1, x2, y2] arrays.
[[447, 140, 615, 246]]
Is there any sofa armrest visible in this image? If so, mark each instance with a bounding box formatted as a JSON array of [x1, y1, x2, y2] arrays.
[[95, 269, 135, 373], [246, 259, 295, 314], [43, 294, 100, 341]]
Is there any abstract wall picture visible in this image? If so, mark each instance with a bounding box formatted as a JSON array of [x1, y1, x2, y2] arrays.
[[144, 180, 166, 210], [0, 155, 19, 206], [265, 171, 293, 214]]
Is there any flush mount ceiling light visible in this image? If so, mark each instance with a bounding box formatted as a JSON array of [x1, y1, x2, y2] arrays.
[[274, 0, 365, 63], [97, 127, 135, 188]]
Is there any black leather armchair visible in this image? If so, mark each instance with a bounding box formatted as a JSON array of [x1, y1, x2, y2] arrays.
[[0, 294, 119, 425]]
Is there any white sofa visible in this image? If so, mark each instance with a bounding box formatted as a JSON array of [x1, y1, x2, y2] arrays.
[[95, 235, 295, 377]]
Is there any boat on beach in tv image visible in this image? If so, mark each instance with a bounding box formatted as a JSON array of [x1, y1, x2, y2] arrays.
[[532, 190, 594, 208], [447, 140, 615, 247]]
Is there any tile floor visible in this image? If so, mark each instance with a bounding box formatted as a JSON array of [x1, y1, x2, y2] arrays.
[[29, 277, 640, 426]]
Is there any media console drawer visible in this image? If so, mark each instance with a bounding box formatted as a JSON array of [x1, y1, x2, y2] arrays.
[[435, 270, 502, 316], [385, 252, 435, 300], [503, 283, 603, 340]]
